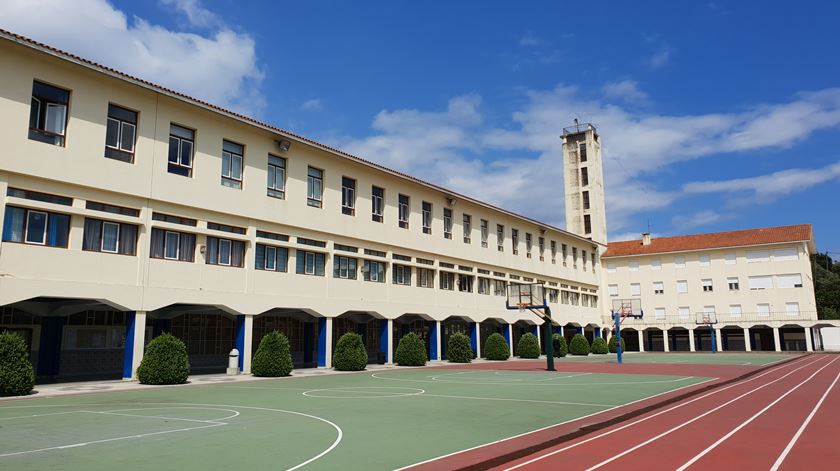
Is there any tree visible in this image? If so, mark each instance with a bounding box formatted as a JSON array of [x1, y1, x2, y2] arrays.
[[608, 335, 626, 353], [812, 253, 840, 320], [333, 333, 368, 371], [137, 333, 190, 385], [252, 331, 293, 377], [447, 333, 473, 363], [484, 333, 510, 360], [0, 331, 35, 396], [569, 334, 590, 356], [395, 333, 427, 366], [553, 334, 568, 358], [517, 333, 540, 359], [591, 337, 609, 354]]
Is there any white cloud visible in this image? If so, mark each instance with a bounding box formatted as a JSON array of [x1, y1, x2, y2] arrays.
[[301, 99, 323, 111], [672, 210, 732, 230], [601, 80, 650, 105], [0, 0, 265, 115], [160, 0, 219, 28], [520, 32, 549, 47], [683, 161, 840, 201], [649, 48, 671, 68]]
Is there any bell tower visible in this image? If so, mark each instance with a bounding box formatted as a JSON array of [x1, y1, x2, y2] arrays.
[[562, 122, 607, 245]]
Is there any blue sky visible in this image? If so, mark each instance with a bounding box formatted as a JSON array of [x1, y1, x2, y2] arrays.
[[3, 0, 840, 253]]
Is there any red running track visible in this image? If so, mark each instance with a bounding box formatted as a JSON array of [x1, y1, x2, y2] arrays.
[[495, 354, 840, 471]]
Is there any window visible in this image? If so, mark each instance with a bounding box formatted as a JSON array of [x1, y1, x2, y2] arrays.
[[725, 253, 736, 265], [497, 224, 505, 251], [582, 191, 590, 210], [591, 252, 597, 271], [538, 237, 545, 260], [675, 256, 686, 268], [104, 104, 137, 162], [267, 155, 286, 199], [651, 258, 662, 270], [337, 244, 359, 253], [777, 274, 803, 289], [84, 201, 139, 217], [477, 277, 490, 295], [2, 206, 70, 247], [630, 283, 641, 296], [152, 212, 197, 227], [511, 229, 519, 254], [678, 307, 690, 319], [547, 288, 559, 303], [480, 219, 489, 248], [654, 281, 664, 295], [168, 124, 194, 177], [628, 260, 638, 272], [584, 215, 592, 235], [298, 237, 327, 248], [257, 230, 289, 242], [82, 218, 138, 255], [704, 306, 716, 318], [443, 208, 453, 239], [422, 202, 432, 234], [457, 274, 473, 293], [440, 272, 454, 290], [255, 244, 288, 272], [747, 250, 770, 263], [393, 264, 411, 285], [333, 255, 358, 279], [579, 143, 587, 162], [8, 187, 73, 206], [29, 81, 69, 146], [608, 284, 618, 297], [463, 214, 472, 243], [493, 279, 506, 296], [370, 186, 384, 222], [749, 276, 773, 290], [607, 262, 616, 273], [398, 194, 409, 228], [206, 237, 245, 267], [728, 277, 740, 291], [296, 250, 325, 276], [700, 254, 711, 267], [550, 241, 557, 263], [307, 167, 323, 207], [677, 280, 688, 294], [786, 302, 800, 315], [580, 167, 589, 186], [208, 222, 246, 235], [363, 259, 386, 282], [654, 308, 666, 320], [417, 268, 435, 288], [702, 279, 713, 292], [149, 228, 195, 262], [757, 303, 771, 317], [773, 248, 799, 261], [729, 305, 742, 318], [582, 250, 587, 270], [525, 233, 532, 257]]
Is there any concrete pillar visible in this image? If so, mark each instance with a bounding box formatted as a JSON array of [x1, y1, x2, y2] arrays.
[[689, 330, 696, 352], [638, 330, 645, 352], [534, 324, 541, 351], [470, 322, 479, 358], [663, 329, 670, 352], [715, 328, 724, 353], [772, 327, 782, 352], [429, 321, 441, 360], [317, 317, 333, 368], [122, 311, 147, 380], [804, 327, 813, 352], [235, 314, 253, 373], [387, 318, 394, 364], [744, 328, 752, 351], [506, 323, 514, 357], [378, 319, 389, 363]]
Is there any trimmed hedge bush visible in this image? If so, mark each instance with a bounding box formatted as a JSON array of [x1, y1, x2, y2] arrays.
[[252, 331, 293, 377], [0, 331, 35, 396], [483, 333, 510, 360], [447, 333, 473, 363], [333, 333, 368, 371], [137, 333, 190, 385], [591, 337, 609, 354], [395, 333, 427, 366], [608, 335, 626, 353], [552, 333, 568, 358], [569, 334, 591, 356], [517, 333, 541, 359]]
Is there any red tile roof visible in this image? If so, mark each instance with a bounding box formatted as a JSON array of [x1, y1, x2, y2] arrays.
[[0, 29, 602, 246], [602, 224, 813, 258]]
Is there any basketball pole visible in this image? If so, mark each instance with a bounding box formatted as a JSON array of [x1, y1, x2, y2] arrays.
[[544, 306, 555, 371], [710, 324, 717, 353], [613, 310, 623, 364]]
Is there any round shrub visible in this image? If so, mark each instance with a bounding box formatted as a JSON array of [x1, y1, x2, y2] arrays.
[[137, 333, 190, 385], [395, 332, 427, 366], [569, 334, 591, 356], [552, 333, 568, 358], [0, 331, 35, 396], [591, 337, 608, 354], [517, 332, 541, 359], [333, 332, 368, 371], [483, 333, 510, 360], [447, 333, 473, 363], [608, 335, 626, 353], [252, 331, 293, 377]]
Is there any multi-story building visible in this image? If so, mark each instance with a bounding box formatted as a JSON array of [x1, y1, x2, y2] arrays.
[[0, 30, 605, 382]]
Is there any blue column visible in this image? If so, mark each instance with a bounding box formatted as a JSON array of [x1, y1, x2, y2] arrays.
[[37, 316, 65, 377], [303, 322, 314, 364], [576, 326, 583, 335], [779, 329, 786, 351], [429, 321, 439, 360], [532, 324, 539, 337], [122, 312, 138, 379], [553, 325, 561, 335], [152, 319, 171, 338], [317, 317, 327, 367], [470, 322, 479, 357], [235, 315, 246, 371], [595, 327, 601, 338], [379, 319, 389, 360], [503, 323, 511, 347]]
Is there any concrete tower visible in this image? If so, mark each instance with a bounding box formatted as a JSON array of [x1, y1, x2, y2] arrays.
[[562, 122, 607, 245]]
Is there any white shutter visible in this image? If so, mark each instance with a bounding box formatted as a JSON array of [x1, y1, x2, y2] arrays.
[[773, 248, 798, 261], [757, 303, 771, 316], [655, 308, 666, 320], [678, 307, 690, 319], [776, 274, 803, 288], [785, 302, 800, 315], [651, 259, 661, 270], [748, 276, 773, 290], [675, 256, 686, 268], [700, 255, 710, 266], [677, 280, 688, 293], [729, 305, 742, 318], [725, 253, 736, 265], [630, 283, 641, 296], [747, 250, 770, 263], [608, 284, 618, 296]]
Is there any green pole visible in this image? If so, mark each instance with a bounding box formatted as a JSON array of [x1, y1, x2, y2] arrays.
[[544, 306, 555, 371]]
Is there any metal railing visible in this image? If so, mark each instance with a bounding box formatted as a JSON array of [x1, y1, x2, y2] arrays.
[[562, 122, 596, 136], [603, 311, 820, 327]]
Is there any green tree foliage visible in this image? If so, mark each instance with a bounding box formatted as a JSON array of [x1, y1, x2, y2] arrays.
[[251, 331, 293, 377], [569, 334, 590, 356], [483, 333, 510, 360], [0, 331, 35, 396], [608, 335, 626, 353], [813, 253, 840, 320], [447, 333, 473, 363], [333, 333, 368, 371], [137, 333, 190, 385], [517, 333, 541, 359], [591, 337, 609, 354], [395, 333, 427, 366], [553, 333, 568, 357]]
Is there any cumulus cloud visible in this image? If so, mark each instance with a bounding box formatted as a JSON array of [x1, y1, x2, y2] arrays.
[[683, 161, 840, 201], [0, 0, 265, 115], [672, 210, 732, 230], [649, 48, 672, 68], [601, 80, 650, 105]]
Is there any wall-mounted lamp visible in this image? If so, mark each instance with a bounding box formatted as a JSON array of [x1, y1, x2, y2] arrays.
[[446, 197, 457, 207], [276, 139, 291, 152], [199, 245, 206, 255]]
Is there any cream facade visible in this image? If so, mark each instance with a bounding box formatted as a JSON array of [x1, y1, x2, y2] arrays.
[[0, 31, 605, 381]]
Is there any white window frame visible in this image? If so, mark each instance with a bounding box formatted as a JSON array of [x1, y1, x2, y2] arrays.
[[608, 284, 618, 297], [757, 303, 771, 316], [725, 253, 736, 265], [164, 231, 180, 260], [463, 214, 471, 243], [267, 156, 286, 198], [24, 210, 48, 245], [264, 246, 277, 271], [45, 103, 67, 136], [786, 302, 800, 315], [675, 256, 686, 268], [307, 167, 324, 207], [480, 219, 489, 248], [304, 252, 316, 275], [729, 304, 742, 318], [218, 239, 232, 266], [630, 283, 641, 296], [702, 279, 713, 292], [699, 254, 711, 267], [654, 308, 666, 320], [678, 307, 690, 319], [101, 221, 120, 253], [728, 277, 740, 291], [398, 195, 409, 228], [677, 280, 688, 294], [341, 178, 355, 214], [653, 281, 664, 295], [106, 117, 136, 153]]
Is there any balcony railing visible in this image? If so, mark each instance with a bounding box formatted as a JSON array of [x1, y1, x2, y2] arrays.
[[562, 122, 596, 136], [602, 311, 819, 327]]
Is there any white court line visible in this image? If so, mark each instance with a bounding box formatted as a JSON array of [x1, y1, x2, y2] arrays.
[[372, 371, 698, 387], [676, 356, 840, 471], [770, 370, 840, 470], [584, 356, 828, 471], [0, 410, 85, 421], [501, 355, 816, 471], [417, 393, 614, 408]]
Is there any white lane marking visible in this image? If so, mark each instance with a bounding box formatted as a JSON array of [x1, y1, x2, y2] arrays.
[[0, 410, 85, 421], [502, 355, 816, 471], [302, 387, 425, 399], [770, 370, 840, 470], [91, 406, 240, 424], [372, 371, 697, 386], [677, 357, 840, 471], [417, 393, 614, 408], [584, 356, 828, 471]]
